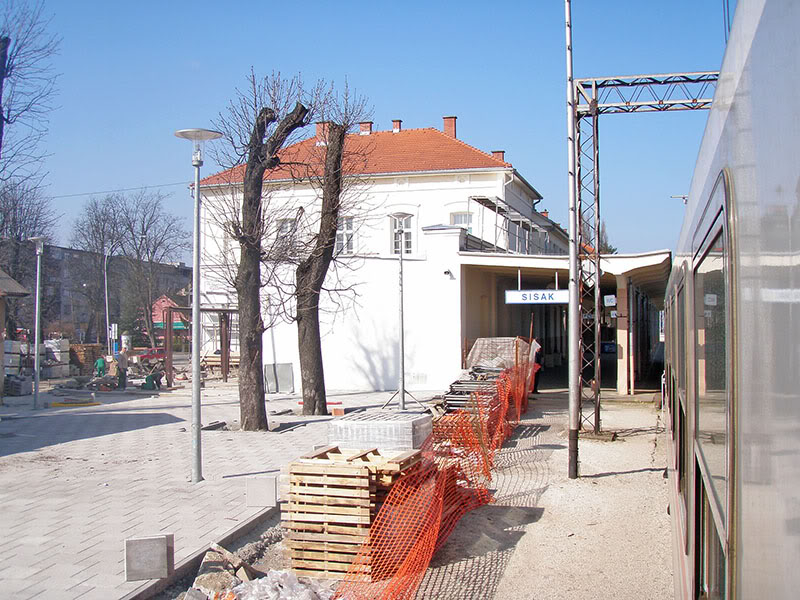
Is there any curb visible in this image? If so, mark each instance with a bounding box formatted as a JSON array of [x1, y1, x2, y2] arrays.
[[119, 505, 279, 600]]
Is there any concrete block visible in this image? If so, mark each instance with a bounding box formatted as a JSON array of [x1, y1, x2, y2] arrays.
[[246, 475, 277, 508], [328, 410, 433, 450], [124, 533, 174, 581]]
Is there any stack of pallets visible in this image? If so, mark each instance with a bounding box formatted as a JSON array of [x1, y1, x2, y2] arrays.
[[281, 445, 422, 580]]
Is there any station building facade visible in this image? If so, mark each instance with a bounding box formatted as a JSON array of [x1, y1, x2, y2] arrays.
[[198, 116, 666, 395]]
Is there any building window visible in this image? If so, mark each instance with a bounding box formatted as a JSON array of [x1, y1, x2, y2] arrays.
[[507, 221, 520, 252], [336, 216, 354, 255], [275, 218, 297, 257], [391, 215, 412, 254], [450, 212, 472, 234]]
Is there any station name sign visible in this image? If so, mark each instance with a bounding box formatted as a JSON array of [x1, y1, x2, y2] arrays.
[[505, 289, 569, 304]]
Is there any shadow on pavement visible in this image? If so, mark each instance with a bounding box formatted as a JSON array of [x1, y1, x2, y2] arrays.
[[0, 411, 183, 457]]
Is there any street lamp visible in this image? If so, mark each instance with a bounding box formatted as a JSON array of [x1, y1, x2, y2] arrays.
[[28, 237, 45, 410], [104, 239, 123, 355], [174, 127, 223, 484], [389, 212, 412, 411]]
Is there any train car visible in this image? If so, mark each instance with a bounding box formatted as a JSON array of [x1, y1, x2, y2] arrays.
[[663, 1, 800, 598]]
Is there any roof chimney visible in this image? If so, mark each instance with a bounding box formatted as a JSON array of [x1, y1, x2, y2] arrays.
[[491, 150, 505, 162], [541, 210, 549, 219], [392, 119, 402, 133], [443, 115, 457, 138], [315, 121, 330, 145], [359, 121, 373, 135]]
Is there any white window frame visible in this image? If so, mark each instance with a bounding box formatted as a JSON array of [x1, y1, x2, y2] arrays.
[[391, 215, 413, 255], [450, 211, 473, 234], [336, 216, 354, 255], [276, 218, 298, 257]]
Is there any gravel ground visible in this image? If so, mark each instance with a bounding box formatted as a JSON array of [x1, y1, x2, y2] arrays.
[[418, 393, 672, 600]]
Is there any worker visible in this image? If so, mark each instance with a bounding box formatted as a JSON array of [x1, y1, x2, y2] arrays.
[[141, 371, 163, 391], [118, 347, 129, 390], [93, 355, 106, 377]]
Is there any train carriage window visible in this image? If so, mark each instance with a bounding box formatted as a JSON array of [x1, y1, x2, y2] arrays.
[[677, 287, 686, 395], [695, 230, 728, 522], [696, 460, 727, 599]]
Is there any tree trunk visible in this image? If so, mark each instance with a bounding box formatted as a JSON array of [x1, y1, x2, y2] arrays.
[[297, 286, 325, 415], [237, 239, 266, 430], [0, 36, 9, 162], [235, 102, 308, 431], [85, 310, 96, 343], [297, 123, 346, 415]]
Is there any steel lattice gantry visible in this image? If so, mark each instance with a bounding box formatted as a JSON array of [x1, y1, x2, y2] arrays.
[[572, 71, 718, 433]]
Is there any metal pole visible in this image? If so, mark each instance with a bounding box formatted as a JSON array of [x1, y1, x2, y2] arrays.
[[192, 161, 203, 483], [33, 244, 42, 410], [398, 229, 406, 411], [104, 252, 112, 356], [592, 113, 602, 434], [565, 0, 580, 479]]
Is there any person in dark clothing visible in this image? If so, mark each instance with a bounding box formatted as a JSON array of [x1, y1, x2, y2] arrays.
[[533, 340, 544, 393]]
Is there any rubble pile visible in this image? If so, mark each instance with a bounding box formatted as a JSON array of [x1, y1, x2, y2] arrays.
[[178, 542, 332, 600]]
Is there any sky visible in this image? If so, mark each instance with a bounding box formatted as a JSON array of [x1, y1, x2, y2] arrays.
[[38, 1, 731, 256]]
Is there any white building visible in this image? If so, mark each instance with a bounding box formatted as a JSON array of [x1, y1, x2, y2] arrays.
[[199, 116, 667, 395]]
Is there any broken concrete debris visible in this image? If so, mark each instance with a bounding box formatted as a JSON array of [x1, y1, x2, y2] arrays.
[[180, 543, 331, 600]]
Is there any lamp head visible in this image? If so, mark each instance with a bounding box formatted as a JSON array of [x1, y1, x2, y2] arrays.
[[388, 211, 413, 229], [175, 128, 223, 167], [28, 236, 45, 254]]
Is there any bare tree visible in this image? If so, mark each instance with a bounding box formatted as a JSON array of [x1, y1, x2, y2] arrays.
[[0, 0, 60, 181], [599, 220, 618, 254], [210, 71, 313, 431], [208, 73, 373, 423], [290, 87, 371, 415], [69, 196, 122, 344], [0, 178, 57, 335], [113, 190, 191, 348]]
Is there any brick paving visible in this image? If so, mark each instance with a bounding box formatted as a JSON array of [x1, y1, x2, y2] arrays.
[[0, 382, 396, 599]]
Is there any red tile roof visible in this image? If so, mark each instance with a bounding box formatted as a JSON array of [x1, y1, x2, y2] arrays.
[[200, 127, 512, 186]]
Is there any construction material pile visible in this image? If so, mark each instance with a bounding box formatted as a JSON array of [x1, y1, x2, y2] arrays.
[[332, 357, 535, 599], [281, 446, 422, 580], [70, 344, 104, 376]]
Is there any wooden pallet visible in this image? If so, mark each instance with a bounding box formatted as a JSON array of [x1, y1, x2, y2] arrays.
[[282, 445, 423, 580]]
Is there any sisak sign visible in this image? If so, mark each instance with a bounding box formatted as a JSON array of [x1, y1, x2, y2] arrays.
[[505, 289, 570, 304]]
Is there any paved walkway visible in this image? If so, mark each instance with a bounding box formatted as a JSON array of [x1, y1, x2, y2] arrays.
[[0, 382, 402, 600]]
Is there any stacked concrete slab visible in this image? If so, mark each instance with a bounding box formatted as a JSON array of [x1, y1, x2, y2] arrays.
[[328, 410, 432, 451]]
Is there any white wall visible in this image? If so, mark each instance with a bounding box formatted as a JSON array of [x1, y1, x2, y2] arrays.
[[198, 166, 545, 393]]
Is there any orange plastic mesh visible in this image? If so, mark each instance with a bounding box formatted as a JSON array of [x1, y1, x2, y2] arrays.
[[334, 356, 538, 599]]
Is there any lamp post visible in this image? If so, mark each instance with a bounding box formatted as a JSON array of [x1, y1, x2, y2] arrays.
[[104, 240, 123, 356], [389, 212, 412, 411], [174, 127, 223, 484], [28, 237, 45, 410]]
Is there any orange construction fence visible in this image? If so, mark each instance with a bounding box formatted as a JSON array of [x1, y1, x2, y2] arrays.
[[334, 358, 539, 599]]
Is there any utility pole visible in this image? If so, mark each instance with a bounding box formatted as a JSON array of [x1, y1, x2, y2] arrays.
[[565, 0, 580, 479]]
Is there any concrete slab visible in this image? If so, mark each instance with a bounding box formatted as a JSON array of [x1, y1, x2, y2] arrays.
[[245, 476, 277, 508], [328, 409, 433, 450], [124, 534, 174, 581]]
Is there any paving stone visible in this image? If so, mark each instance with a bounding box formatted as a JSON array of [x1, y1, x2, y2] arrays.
[[124, 534, 174, 581], [0, 385, 400, 599], [245, 475, 277, 507]]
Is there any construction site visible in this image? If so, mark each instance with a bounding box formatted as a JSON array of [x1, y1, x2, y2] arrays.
[[0, 336, 670, 600]]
